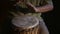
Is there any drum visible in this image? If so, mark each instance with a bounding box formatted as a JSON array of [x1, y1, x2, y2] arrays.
[[10, 16, 41, 34]]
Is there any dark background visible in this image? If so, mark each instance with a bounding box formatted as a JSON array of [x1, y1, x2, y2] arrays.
[[42, 0, 59, 34], [0, 0, 59, 34]]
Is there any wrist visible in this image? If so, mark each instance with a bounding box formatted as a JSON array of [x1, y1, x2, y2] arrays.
[[35, 7, 41, 12]]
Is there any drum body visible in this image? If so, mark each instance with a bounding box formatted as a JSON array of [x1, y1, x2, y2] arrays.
[[10, 16, 41, 34]]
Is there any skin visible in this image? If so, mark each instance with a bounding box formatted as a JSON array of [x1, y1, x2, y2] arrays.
[[26, 2, 54, 13], [15, 0, 54, 13], [12, 1, 54, 16]]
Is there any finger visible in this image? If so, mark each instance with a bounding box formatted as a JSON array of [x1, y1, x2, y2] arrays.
[[17, 11, 25, 16], [9, 12, 19, 17], [27, 2, 34, 7], [26, 2, 36, 10]]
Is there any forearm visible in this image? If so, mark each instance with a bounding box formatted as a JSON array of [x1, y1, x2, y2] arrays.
[[36, 4, 53, 13]]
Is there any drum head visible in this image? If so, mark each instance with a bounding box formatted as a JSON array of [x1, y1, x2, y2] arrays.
[[12, 16, 39, 29]]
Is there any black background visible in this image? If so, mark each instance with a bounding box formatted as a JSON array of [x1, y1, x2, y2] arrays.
[[42, 0, 59, 34]]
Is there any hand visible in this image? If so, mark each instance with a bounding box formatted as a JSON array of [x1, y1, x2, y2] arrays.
[[26, 2, 39, 12], [9, 11, 25, 17]]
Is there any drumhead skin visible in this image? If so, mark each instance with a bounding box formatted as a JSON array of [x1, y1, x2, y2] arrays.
[[12, 16, 39, 29]]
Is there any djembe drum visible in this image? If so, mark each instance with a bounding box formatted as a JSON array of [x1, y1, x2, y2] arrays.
[[10, 16, 41, 34]]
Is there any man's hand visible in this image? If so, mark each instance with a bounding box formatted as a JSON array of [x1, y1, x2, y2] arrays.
[[14, 1, 39, 12], [26, 2, 53, 13], [26, 2, 39, 12]]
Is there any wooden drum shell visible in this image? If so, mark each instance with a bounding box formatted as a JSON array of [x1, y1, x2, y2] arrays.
[[10, 24, 41, 34]]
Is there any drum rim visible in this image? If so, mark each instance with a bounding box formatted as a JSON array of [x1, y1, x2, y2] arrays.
[[11, 16, 39, 29]]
